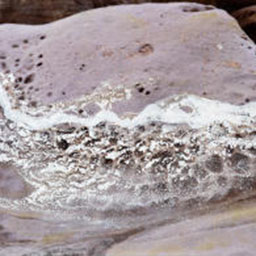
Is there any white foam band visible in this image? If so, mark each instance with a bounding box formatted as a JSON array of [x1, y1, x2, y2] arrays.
[[0, 73, 255, 131], [0, 72, 255, 221]]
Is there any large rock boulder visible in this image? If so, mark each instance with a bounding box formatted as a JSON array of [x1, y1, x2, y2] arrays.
[[0, 3, 256, 255]]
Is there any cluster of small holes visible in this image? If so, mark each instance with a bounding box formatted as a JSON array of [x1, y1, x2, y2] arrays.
[[240, 34, 256, 51], [0, 34, 48, 107], [135, 83, 151, 96], [79, 64, 85, 71], [182, 5, 214, 13], [24, 74, 35, 84]]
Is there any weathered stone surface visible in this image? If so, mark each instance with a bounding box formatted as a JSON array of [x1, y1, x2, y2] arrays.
[[0, 2, 255, 116], [107, 199, 256, 256], [0, 3, 256, 256]]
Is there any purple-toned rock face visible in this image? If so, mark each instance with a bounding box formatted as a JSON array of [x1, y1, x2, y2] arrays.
[[0, 3, 256, 256], [0, 2, 256, 116], [107, 199, 256, 256], [233, 5, 256, 43]]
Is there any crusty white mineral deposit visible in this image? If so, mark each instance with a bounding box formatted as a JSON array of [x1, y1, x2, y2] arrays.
[[0, 72, 256, 226]]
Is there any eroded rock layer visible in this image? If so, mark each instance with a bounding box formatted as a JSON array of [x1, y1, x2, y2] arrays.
[[1, 70, 256, 221], [0, 3, 256, 255], [233, 5, 256, 43]]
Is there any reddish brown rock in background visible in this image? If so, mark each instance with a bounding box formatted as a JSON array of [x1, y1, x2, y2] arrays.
[[233, 5, 256, 43]]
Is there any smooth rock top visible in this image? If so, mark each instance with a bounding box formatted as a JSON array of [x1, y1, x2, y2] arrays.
[[0, 0, 255, 24], [0, 3, 255, 117]]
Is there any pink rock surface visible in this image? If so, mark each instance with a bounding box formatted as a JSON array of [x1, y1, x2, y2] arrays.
[[0, 3, 255, 256], [0, 2, 255, 117]]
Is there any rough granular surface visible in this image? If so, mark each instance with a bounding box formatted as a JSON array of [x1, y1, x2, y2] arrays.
[[0, 3, 256, 255], [1, 72, 256, 225]]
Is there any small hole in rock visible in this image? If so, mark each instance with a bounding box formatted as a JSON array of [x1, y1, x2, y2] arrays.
[[15, 59, 20, 62], [79, 109, 83, 114], [18, 95, 25, 101], [36, 62, 43, 67], [12, 44, 19, 48], [79, 64, 86, 71], [30, 101, 37, 107], [38, 54, 43, 58], [47, 92, 52, 97], [184, 7, 200, 12], [241, 35, 249, 41], [138, 87, 144, 93], [24, 74, 35, 84], [183, 5, 214, 12], [62, 91, 66, 95], [15, 77, 23, 83], [145, 90, 151, 95], [57, 139, 69, 150], [205, 154, 223, 173], [0, 56, 6, 60], [138, 44, 154, 55], [23, 39, 29, 44], [1, 62, 6, 69], [40, 35, 46, 40]]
